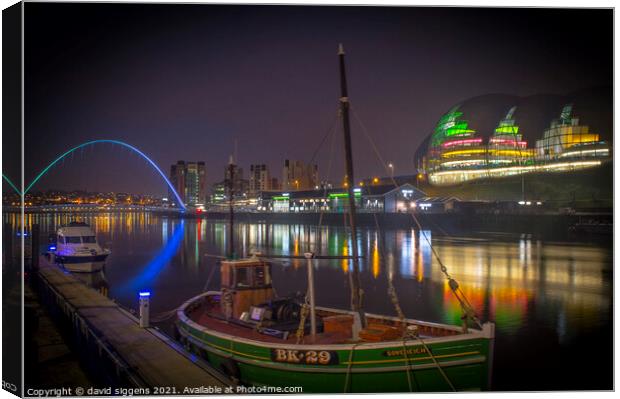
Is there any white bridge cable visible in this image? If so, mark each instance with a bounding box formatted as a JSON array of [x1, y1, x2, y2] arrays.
[[350, 106, 482, 330]]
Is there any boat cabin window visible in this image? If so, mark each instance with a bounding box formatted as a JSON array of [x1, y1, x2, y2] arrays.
[[226, 264, 272, 289], [234, 267, 252, 288], [82, 236, 96, 243], [65, 236, 81, 244]]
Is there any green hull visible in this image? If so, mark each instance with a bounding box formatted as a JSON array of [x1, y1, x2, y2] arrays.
[[177, 293, 494, 393]]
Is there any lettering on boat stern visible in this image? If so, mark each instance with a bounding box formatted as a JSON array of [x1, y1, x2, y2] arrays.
[[383, 347, 427, 357], [271, 349, 339, 365]]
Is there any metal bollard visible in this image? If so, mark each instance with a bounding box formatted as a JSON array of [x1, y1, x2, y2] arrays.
[[139, 291, 150, 328]]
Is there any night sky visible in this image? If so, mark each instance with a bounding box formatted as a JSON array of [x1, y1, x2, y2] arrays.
[[16, 3, 612, 196]]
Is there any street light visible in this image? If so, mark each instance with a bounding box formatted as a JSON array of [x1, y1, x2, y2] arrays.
[[388, 163, 394, 178]]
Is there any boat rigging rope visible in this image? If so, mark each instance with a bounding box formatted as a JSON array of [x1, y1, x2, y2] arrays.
[[400, 338, 415, 392], [343, 342, 361, 393], [202, 261, 219, 292], [374, 213, 418, 391], [373, 213, 406, 325], [312, 109, 339, 253], [294, 111, 339, 344], [306, 111, 339, 170], [351, 106, 482, 330], [406, 326, 456, 392]]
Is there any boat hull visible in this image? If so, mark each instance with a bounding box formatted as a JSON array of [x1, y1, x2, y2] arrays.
[[55, 254, 108, 273], [176, 293, 494, 393]]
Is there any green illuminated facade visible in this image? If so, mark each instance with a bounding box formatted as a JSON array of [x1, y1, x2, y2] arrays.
[[427, 106, 485, 174], [421, 104, 610, 186]]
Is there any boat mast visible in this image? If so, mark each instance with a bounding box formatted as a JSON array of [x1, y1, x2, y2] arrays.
[[227, 155, 235, 259], [338, 44, 366, 327]]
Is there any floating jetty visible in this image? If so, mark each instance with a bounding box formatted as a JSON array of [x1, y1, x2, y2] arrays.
[[35, 257, 231, 391]]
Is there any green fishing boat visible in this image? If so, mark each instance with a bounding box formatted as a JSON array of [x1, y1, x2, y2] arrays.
[[175, 45, 495, 393]]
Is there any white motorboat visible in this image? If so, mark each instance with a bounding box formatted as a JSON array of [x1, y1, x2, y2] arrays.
[[49, 222, 110, 272]]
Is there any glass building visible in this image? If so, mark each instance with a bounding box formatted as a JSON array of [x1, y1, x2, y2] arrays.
[[422, 104, 610, 186], [535, 104, 609, 161]]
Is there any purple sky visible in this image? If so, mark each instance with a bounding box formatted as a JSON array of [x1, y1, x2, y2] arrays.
[[17, 4, 612, 196]]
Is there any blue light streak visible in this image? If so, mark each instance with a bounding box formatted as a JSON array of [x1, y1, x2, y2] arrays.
[[119, 220, 185, 295]]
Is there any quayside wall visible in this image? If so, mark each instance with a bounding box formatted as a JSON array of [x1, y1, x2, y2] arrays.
[[33, 258, 231, 391]]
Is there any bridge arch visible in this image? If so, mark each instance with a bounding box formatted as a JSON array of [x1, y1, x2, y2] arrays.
[[23, 139, 186, 210], [2, 174, 20, 195]]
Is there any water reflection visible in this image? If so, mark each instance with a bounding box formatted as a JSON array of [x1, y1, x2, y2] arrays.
[[5, 211, 612, 342], [6, 211, 611, 390]]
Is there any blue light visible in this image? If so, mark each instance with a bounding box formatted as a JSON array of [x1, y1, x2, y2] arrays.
[[119, 220, 184, 294], [139, 291, 151, 297], [48, 245, 57, 251]]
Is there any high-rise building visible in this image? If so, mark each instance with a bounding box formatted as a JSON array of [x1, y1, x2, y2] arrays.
[[169, 161, 207, 207], [282, 159, 319, 191], [169, 161, 186, 206], [249, 164, 271, 193]]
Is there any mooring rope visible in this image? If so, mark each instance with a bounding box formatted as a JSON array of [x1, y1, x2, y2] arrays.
[[343, 342, 361, 393], [407, 327, 456, 392]]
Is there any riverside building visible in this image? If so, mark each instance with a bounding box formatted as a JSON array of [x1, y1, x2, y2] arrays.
[[169, 161, 207, 207], [249, 164, 271, 194], [282, 159, 319, 191], [255, 183, 425, 213], [420, 103, 610, 186]]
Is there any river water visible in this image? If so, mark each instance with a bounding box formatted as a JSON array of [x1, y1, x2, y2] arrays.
[[9, 211, 613, 391]]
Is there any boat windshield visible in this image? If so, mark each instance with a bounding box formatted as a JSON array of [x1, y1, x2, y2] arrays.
[[65, 236, 81, 244], [82, 236, 96, 243]]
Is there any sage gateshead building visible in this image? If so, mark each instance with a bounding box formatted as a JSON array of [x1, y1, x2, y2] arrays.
[[415, 91, 612, 186]]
